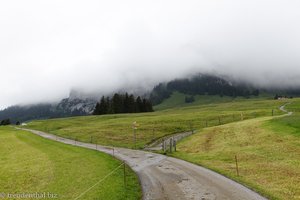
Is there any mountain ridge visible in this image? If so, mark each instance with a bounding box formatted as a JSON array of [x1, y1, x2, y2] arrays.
[[1, 73, 300, 123]]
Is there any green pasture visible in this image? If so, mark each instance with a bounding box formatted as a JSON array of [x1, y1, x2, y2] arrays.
[[171, 98, 300, 200], [0, 127, 141, 200], [27, 96, 287, 149]]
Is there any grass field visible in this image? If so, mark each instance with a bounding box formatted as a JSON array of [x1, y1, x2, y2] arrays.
[[22, 95, 299, 199], [171, 99, 300, 200], [153, 92, 273, 111], [0, 127, 141, 200], [26, 96, 288, 149]]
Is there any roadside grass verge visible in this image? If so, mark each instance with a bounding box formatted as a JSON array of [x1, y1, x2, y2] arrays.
[[268, 113, 300, 137], [0, 127, 141, 200], [26, 98, 288, 149]]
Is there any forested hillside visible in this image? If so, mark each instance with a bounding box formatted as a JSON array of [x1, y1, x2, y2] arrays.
[[150, 74, 259, 105]]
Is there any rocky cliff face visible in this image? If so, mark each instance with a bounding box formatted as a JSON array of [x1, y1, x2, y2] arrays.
[[55, 89, 98, 115], [56, 97, 97, 115]]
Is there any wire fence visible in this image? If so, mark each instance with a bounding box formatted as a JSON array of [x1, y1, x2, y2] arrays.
[[74, 162, 125, 200]]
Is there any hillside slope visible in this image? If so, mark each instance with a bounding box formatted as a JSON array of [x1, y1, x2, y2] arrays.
[[0, 96, 97, 123], [153, 92, 272, 111], [26, 98, 287, 149], [172, 103, 300, 200]]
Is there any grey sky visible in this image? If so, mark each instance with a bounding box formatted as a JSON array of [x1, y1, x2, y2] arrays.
[[1, 0, 300, 109]]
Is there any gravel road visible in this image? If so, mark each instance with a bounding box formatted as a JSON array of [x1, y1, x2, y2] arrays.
[[144, 131, 195, 151], [279, 103, 293, 115], [18, 128, 267, 200]]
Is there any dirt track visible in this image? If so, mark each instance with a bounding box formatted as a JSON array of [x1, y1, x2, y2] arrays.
[[279, 103, 293, 115], [18, 128, 267, 200], [144, 131, 195, 151]]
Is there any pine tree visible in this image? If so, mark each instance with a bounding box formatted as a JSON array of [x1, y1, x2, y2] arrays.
[[128, 94, 136, 113], [93, 102, 101, 115], [123, 93, 130, 113], [112, 93, 123, 113], [98, 96, 109, 114], [136, 96, 143, 112], [93, 93, 154, 115], [142, 99, 147, 112], [145, 100, 153, 112], [0, 118, 11, 126], [107, 97, 113, 114]]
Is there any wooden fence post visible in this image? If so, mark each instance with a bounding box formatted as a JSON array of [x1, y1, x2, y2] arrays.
[[174, 140, 176, 152], [189, 122, 193, 133], [235, 155, 239, 176], [134, 129, 136, 149], [123, 161, 126, 187], [169, 138, 173, 153], [152, 128, 155, 141]]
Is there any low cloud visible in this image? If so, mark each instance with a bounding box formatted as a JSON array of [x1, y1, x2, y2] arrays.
[[1, 0, 300, 109]]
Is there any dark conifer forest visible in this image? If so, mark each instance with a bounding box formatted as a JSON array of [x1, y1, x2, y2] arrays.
[[93, 93, 153, 115]]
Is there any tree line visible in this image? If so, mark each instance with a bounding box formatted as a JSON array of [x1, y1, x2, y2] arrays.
[[93, 93, 153, 115], [0, 118, 11, 126]]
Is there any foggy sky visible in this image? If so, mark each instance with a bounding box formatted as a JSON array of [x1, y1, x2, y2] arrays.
[[1, 0, 300, 109]]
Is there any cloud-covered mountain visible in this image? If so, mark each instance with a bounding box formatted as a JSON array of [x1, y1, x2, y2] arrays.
[[1, 1, 300, 109], [2, 73, 300, 123], [0, 91, 97, 123]]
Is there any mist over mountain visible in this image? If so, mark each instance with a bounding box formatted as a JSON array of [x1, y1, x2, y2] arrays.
[[1, 73, 299, 123], [1, 1, 300, 109], [0, 92, 97, 123]]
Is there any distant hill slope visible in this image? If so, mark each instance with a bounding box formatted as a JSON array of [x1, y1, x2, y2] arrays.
[[150, 73, 300, 107], [153, 92, 272, 111], [150, 74, 260, 106], [0, 97, 97, 123], [2, 73, 300, 122], [0, 104, 54, 123]]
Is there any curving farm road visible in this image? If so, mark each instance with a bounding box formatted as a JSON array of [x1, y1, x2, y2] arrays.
[[18, 128, 267, 200], [279, 103, 293, 116]]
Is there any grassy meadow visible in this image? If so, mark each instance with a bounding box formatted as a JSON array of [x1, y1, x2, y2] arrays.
[[26, 95, 287, 149], [21, 94, 300, 199], [171, 99, 300, 200], [0, 127, 141, 200], [153, 92, 273, 111]]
